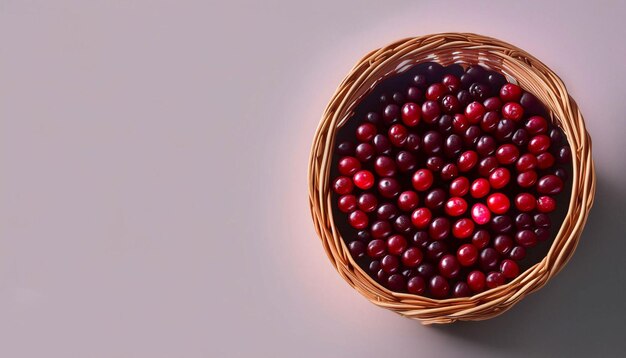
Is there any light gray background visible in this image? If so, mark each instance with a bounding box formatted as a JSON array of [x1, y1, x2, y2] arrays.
[[1, 0, 625, 357]]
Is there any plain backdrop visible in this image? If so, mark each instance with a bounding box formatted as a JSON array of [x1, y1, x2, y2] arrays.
[[1, 0, 625, 357]]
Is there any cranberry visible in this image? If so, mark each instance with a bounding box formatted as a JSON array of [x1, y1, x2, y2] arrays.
[[528, 134, 551, 154], [383, 104, 400, 123], [401, 247, 423, 268], [357, 193, 378, 212], [515, 229, 538, 248], [509, 246, 526, 261], [366, 112, 381, 125], [377, 269, 388, 283], [386, 234, 407, 256], [357, 230, 371, 242], [465, 101, 486, 123], [493, 234, 513, 255], [487, 193, 510, 214], [444, 134, 463, 157], [356, 123, 377, 142], [478, 156, 499, 176], [336, 141, 355, 156], [537, 175, 564, 195], [479, 247, 499, 271], [534, 213, 551, 228], [457, 244, 478, 266], [412, 231, 429, 248], [502, 102, 524, 121], [489, 167, 511, 189], [407, 276, 426, 294], [537, 196, 556, 213], [526, 116, 547, 134], [337, 194, 357, 213], [515, 213, 533, 230], [429, 217, 451, 240], [353, 170, 374, 190], [458, 150, 479, 172], [442, 74, 461, 92], [412, 169, 434, 191], [445, 197, 468, 217], [355, 143, 375, 162], [452, 218, 475, 239], [516, 153, 538, 172], [348, 210, 368, 229], [427, 83, 448, 101], [404, 133, 421, 152], [374, 156, 396, 177], [452, 282, 472, 297], [425, 188, 447, 210], [500, 83, 522, 102], [378, 177, 401, 198], [483, 97, 502, 112], [535, 227, 550, 241], [464, 125, 482, 146], [438, 254, 460, 279], [440, 163, 459, 181], [496, 144, 520, 165], [333, 176, 353, 195], [393, 215, 412, 234], [397, 191, 418, 212], [426, 156, 444, 172], [429, 275, 450, 299], [495, 119, 516, 141], [515, 193, 536, 212], [469, 82, 491, 100], [396, 151, 417, 172], [338, 156, 361, 176], [427, 241, 448, 261], [411, 207, 432, 229], [472, 229, 491, 249], [372, 134, 392, 155], [381, 254, 400, 274], [486, 271, 505, 288], [388, 124, 408, 147], [387, 274, 406, 291], [452, 114, 469, 133], [467, 270, 486, 293], [417, 263, 436, 278], [470, 178, 491, 198], [558, 146, 572, 164], [377, 203, 398, 220], [500, 259, 520, 279], [392, 92, 405, 104], [449, 177, 470, 197], [413, 74, 428, 88], [481, 111, 500, 132], [512, 128, 530, 146], [471, 203, 491, 225], [423, 131, 443, 155], [517, 170, 538, 188], [536, 152, 555, 169], [476, 135, 497, 156], [438, 115, 454, 134], [421, 100, 441, 123], [401, 102, 422, 126], [371, 220, 392, 239], [491, 215, 513, 234]]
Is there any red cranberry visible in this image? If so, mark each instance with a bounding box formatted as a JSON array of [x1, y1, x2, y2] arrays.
[[401, 102, 421, 126], [452, 114, 469, 133], [537, 196, 556, 213], [452, 282, 472, 297], [353, 170, 374, 190], [502, 102, 524, 121], [387, 274, 406, 291], [467, 270, 486, 293], [381, 254, 400, 274], [371, 220, 392, 239], [479, 247, 499, 271], [407, 276, 426, 294], [417, 263, 436, 278], [493, 234, 513, 255], [537, 175, 564, 195], [413, 74, 428, 88], [423, 131, 443, 155], [489, 167, 511, 189], [366, 112, 381, 125], [402, 247, 423, 268], [534, 213, 551, 228], [442, 95, 461, 113], [515, 229, 538, 248], [383, 104, 400, 123], [397, 191, 419, 212], [425, 188, 447, 210], [500, 83, 522, 102], [426, 83, 448, 101], [387, 234, 408, 256], [472, 229, 491, 249], [429, 217, 451, 240], [337, 194, 357, 213], [512, 128, 530, 146], [404, 133, 421, 152], [470, 178, 491, 198], [516, 153, 538, 171], [388, 124, 408, 147], [412, 231, 429, 248], [348, 210, 368, 229], [333, 176, 353, 195], [336, 141, 355, 156], [528, 134, 551, 154], [412, 169, 434, 191], [438, 254, 460, 279], [357, 193, 378, 212], [464, 125, 482, 146], [465, 101, 486, 123], [348, 241, 366, 259], [449, 177, 470, 197], [377, 268, 389, 283], [491, 215, 513, 234], [470, 83, 491, 101], [509, 246, 526, 261], [441, 163, 459, 181], [471, 203, 491, 225], [445, 197, 468, 217], [517, 170, 538, 188], [535, 227, 550, 241], [483, 97, 502, 111], [429, 275, 450, 299], [526, 116, 547, 134], [374, 156, 396, 177], [442, 74, 461, 92], [356, 123, 377, 142], [377, 203, 398, 220], [495, 144, 519, 165], [411, 207, 432, 229], [486, 271, 505, 288], [444, 134, 463, 157], [396, 151, 417, 172], [438, 114, 454, 134], [452, 218, 475, 239], [378, 177, 401, 198], [457, 244, 478, 266], [557, 146, 571, 164], [355, 143, 375, 162], [457, 150, 478, 172], [372, 134, 392, 154], [338, 156, 361, 176], [426, 156, 444, 172], [500, 259, 520, 279], [393, 214, 412, 234], [536, 152, 555, 169], [476, 135, 497, 156], [421, 100, 441, 123], [481, 111, 499, 132], [515, 213, 533, 230], [427, 241, 448, 261], [515, 193, 536, 212], [478, 156, 499, 176], [356, 230, 371, 242]]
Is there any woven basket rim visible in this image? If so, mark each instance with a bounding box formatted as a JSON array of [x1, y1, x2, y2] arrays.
[[308, 32, 596, 324]]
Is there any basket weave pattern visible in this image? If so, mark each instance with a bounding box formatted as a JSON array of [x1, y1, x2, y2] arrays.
[[308, 33, 595, 324]]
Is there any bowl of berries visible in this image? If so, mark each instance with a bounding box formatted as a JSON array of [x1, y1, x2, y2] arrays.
[[308, 33, 595, 324]]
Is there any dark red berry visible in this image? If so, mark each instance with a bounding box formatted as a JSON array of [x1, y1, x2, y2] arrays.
[[486, 271, 505, 288], [457, 244, 478, 266], [401, 102, 421, 126], [429, 275, 450, 299], [500, 83, 522, 102]]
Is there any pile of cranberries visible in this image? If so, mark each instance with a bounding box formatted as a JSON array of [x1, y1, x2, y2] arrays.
[[332, 63, 571, 299]]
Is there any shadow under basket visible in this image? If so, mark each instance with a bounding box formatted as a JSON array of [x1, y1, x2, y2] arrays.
[[308, 33, 596, 324]]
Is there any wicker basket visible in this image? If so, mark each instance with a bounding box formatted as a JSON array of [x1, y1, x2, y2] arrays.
[[308, 33, 595, 324]]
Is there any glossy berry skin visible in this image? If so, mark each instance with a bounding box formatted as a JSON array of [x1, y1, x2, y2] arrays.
[[371, 220, 392, 239], [337, 195, 357, 213], [348, 241, 366, 259], [526, 116, 548, 134], [442, 74, 461, 92], [438, 254, 461, 279], [402, 247, 423, 268], [457, 244, 478, 266], [412, 169, 434, 191], [429, 275, 450, 299], [429, 217, 451, 241], [357, 193, 378, 212], [471, 203, 491, 225], [517, 170, 538, 188], [467, 270, 486, 293], [453, 282, 472, 298], [493, 235, 513, 255], [338, 156, 361, 176], [472, 230, 491, 249], [515, 229, 538, 248], [500, 83, 522, 102], [496, 144, 520, 165], [479, 247, 499, 271], [348, 210, 368, 229], [388, 124, 408, 147], [374, 156, 397, 177], [478, 156, 499, 177], [465, 102, 486, 123], [470, 178, 491, 198], [515, 193, 536, 212], [396, 151, 417, 172], [421, 100, 441, 123], [377, 203, 398, 221], [449, 177, 470, 197], [500, 259, 520, 279], [452, 218, 475, 239], [536, 152, 555, 169], [489, 167, 511, 189], [537, 196, 556, 213], [457, 150, 479, 172], [486, 271, 505, 288], [381, 254, 400, 274], [355, 143, 376, 162], [509, 246, 526, 261], [528, 134, 551, 154], [401, 102, 422, 126], [333, 176, 353, 195], [378, 177, 401, 198], [502, 102, 524, 121], [426, 83, 448, 101], [516, 153, 538, 172], [356, 123, 377, 142], [397, 191, 419, 212], [445, 197, 468, 217], [483, 97, 502, 112], [353, 170, 374, 190], [387, 234, 408, 255], [425, 188, 447, 210], [411, 207, 432, 229], [537, 175, 564, 195], [440, 163, 459, 181], [387, 274, 406, 291], [407, 276, 426, 295]]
